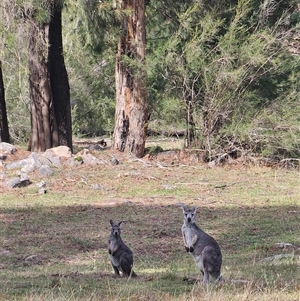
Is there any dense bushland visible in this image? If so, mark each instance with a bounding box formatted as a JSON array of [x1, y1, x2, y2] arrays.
[[1, 0, 299, 160]]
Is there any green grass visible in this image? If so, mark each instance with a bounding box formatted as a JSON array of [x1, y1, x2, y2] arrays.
[[0, 145, 300, 300]]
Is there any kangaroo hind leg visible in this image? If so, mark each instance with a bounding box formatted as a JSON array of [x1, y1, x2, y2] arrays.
[[112, 265, 120, 276], [119, 254, 133, 277]]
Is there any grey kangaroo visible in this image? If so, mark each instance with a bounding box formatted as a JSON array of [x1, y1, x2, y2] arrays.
[[181, 204, 223, 283], [108, 219, 137, 278]]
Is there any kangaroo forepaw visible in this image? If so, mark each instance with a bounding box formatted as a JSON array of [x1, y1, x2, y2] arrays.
[[185, 246, 190, 252], [108, 249, 112, 254], [189, 246, 194, 252]]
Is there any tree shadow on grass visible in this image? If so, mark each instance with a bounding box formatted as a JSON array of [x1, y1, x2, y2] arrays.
[[0, 202, 299, 299]]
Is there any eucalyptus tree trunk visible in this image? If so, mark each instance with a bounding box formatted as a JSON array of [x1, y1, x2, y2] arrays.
[[0, 61, 10, 143], [27, 1, 72, 152], [113, 0, 147, 158], [48, 3, 72, 152], [28, 19, 58, 152]]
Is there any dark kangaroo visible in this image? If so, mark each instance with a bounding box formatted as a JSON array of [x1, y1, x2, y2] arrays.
[[181, 204, 223, 283], [108, 219, 137, 278]]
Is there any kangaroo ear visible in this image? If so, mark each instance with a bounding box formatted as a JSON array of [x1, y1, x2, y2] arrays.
[[192, 207, 197, 214], [180, 203, 188, 212], [118, 221, 123, 226], [110, 219, 114, 226]]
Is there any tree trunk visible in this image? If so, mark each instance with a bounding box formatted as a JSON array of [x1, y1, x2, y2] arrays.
[[48, 4, 73, 152], [113, 0, 147, 158], [28, 20, 58, 152], [0, 61, 10, 143]]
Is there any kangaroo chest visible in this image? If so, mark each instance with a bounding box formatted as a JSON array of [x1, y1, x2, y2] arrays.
[[182, 224, 197, 246], [109, 238, 117, 251], [108, 237, 120, 267], [109, 253, 120, 267]]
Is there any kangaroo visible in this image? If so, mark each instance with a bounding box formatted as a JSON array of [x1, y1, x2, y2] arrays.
[[181, 204, 223, 283], [108, 220, 137, 278]]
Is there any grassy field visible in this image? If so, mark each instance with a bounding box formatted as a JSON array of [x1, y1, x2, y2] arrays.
[[0, 141, 300, 300]]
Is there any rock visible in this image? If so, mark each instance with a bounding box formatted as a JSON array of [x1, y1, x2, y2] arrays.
[[5, 177, 20, 188], [6, 174, 31, 188], [39, 165, 54, 176], [261, 254, 300, 262], [0, 142, 17, 154], [21, 162, 36, 174], [74, 149, 104, 165], [76, 149, 90, 156], [162, 184, 177, 190], [275, 242, 295, 249], [44, 146, 72, 158], [38, 154, 62, 167], [25, 153, 42, 171], [81, 154, 102, 165], [111, 157, 119, 165], [5, 153, 41, 173], [38, 188, 47, 194], [64, 157, 83, 167], [208, 153, 229, 168], [91, 183, 105, 190], [5, 159, 28, 170], [35, 180, 46, 188], [24, 254, 43, 265]]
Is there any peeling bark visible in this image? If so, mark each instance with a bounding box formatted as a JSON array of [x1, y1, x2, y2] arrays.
[[113, 0, 147, 158]]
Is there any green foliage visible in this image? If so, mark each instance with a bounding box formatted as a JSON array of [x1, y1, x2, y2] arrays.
[[1, 0, 299, 158], [63, 0, 117, 137], [0, 1, 31, 144], [157, 0, 300, 159]]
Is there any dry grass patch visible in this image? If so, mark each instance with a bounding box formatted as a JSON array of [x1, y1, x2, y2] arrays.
[[0, 144, 299, 300]]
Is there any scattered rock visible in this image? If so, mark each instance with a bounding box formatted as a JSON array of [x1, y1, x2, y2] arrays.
[[64, 157, 83, 167], [38, 154, 62, 167], [111, 157, 119, 165], [24, 254, 43, 265], [91, 183, 105, 190], [0, 142, 17, 154], [208, 153, 229, 168], [74, 149, 104, 165], [5, 159, 28, 170], [260, 254, 300, 262], [5, 177, 21, 188], [36, 180, 46, 188], [162, 184, 177, 190], [83, 154, 103, 165], [21, 162, 36, 174], [5, 174, 31, 188], [44, 146, 72, 158], [39, 165, 54, 177], [38, 188, 47, 194], [275, 242, 295, 249]]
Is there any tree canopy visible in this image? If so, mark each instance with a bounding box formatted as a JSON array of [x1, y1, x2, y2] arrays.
[[1, 0, 299, 159]]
